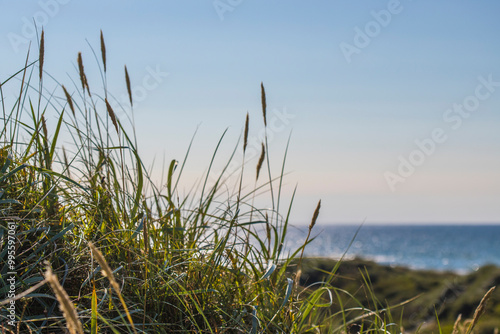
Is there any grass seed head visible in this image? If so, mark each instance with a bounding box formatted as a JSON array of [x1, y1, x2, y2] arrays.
[[261, 82, 267, 126], [309, 200, 321, 231], [77, 52, 86, 91], [467, 286, 496, 334], [100, 30, 107, 72], [125, 65, 133, 106], [39, 29, 44, 80], [77, 52, 91, 96], [105, 98, 119, 134], [256, 142, 265, 181], [452, 313, 462, 334], [244, 112, 249, 153], [45, 266, 84, 334], [89, 242, 137, 334], [62, 85, 75, 117]]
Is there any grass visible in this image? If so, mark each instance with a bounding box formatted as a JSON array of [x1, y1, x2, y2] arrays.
[[0, 30, 497, 333]]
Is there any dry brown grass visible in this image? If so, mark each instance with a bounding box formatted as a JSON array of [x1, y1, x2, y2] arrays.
[[44, 267, 84, 334]]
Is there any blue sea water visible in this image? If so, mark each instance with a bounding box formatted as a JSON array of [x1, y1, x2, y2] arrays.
[[286, 224, 500, 273]]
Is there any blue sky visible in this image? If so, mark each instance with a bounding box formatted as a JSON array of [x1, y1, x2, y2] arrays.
[[1, 1, 499, 224]]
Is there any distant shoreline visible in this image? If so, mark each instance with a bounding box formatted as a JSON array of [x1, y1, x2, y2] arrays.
[[286, 224, 500, 272]]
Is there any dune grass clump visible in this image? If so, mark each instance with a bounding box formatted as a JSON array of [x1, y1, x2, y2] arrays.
[[0, 31, 495, 333], [0, 30, 329, 333]]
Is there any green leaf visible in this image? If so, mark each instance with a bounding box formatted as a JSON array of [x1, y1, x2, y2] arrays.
[[0, 199, 21, 205], [91, 285, 98, 334], [0, 163, 27, 183], [0, 153, 12, 174], [281, 278, 294, 308], [49, 110, 65, 161], [259, 261, 276, 281]]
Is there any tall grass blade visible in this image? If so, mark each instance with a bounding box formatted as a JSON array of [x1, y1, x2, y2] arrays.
[[259, 261, 276, 281], [91, 285, 98, 334]]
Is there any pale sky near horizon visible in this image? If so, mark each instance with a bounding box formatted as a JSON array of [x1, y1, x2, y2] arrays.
[[1, 1, 499, 224]]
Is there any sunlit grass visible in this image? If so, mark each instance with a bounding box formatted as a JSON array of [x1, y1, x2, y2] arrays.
[[0, 30, 496, 333]]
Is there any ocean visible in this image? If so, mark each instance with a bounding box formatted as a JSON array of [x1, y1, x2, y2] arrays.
[[285, 224, 500, 273]]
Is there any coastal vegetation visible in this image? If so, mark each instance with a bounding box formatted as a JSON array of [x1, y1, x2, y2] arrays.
[[0, 31, 498, 333]]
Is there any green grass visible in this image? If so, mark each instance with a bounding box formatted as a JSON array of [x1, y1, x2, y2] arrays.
[[0, 31, 496, 334]]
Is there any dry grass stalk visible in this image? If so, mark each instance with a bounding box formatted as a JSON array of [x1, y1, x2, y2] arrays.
[[88, 242, 119, 296], [256, 142, 265, 181], [39, 29, 44, 80], [452, 313, 462, 334], [294, 268, 302, 291], [467, 286, 496, 334], [44, 267, 84, 334], [89, 242, 137, 334], [105, 98, 119, 134], [62, 85, 75, 117], [100, 30, 106, 72], [125, 65, 133, 106], [261, 82, 267, 126], [243, 112, 249, 153]]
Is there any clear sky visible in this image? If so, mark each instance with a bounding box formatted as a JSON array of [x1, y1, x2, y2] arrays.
[[1, 1, 499, 224]]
